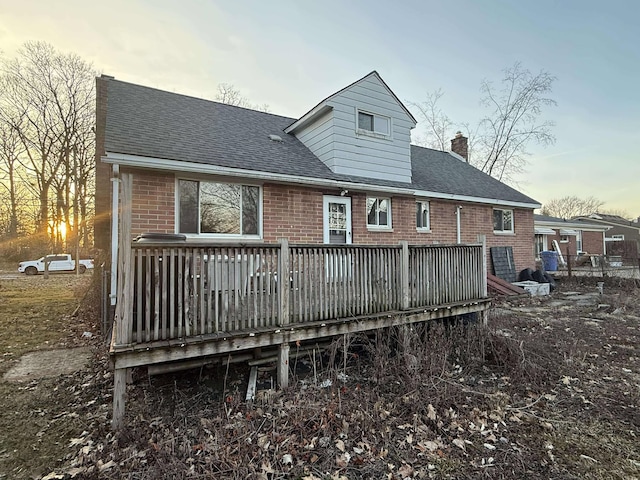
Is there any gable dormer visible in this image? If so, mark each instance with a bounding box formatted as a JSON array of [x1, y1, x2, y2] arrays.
[[285, 71, 416, 184]]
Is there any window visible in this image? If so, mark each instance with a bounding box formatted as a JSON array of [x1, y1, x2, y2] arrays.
[[560, 235, 570, 243], [576, 231, 583, 253], [493, 208, 513, 233], [416, 200, 430, 230], [367, 197, 391, 228], [358, 111, 390, 136], [611, 234, 625, 241], [534, 234, 546, 257], [178, 179, 260, 236]]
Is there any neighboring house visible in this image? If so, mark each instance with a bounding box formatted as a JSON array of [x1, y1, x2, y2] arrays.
[[95, 71, 540, 278], [573, 214, 640, 257], [533, 214, 609, 260], [95, 71, 542, 428]]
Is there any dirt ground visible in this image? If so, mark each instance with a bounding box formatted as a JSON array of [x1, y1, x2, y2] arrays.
[[1, 271, 639, 479]]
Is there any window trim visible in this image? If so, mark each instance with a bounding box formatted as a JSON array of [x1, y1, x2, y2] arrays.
[[356, 109, 392, 139], [559, 235, 570, 243], [175, 177, 263, 239], [493, 208, 514, 234], [366, 196, 392, 230], [416, 199, 431, 232]]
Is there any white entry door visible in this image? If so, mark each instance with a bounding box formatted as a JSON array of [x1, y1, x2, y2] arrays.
[[323, 196, 352, 244]]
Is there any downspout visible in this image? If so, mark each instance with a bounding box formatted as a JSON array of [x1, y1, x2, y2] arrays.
[[110, 164, 120, 306], [456, 205, 462, 244]]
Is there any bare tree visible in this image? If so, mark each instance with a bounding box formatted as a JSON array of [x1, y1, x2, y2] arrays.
[[411, 62, 556, 183], [0, 119, 25, 236], [0, 42, 95, 250], [540, 196, 604, 219], [408, 89, 453, 151], [478, 63, 556, 182], [215, 83, 270, 112]]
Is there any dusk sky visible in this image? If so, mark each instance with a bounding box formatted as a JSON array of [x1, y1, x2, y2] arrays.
[[2, 0, 638, 216]]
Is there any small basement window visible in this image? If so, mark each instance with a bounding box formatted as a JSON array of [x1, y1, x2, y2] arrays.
[[493, 208, 514, 233], [358, 111, 390, 136]]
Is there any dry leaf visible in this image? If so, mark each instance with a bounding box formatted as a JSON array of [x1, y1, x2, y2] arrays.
[[398, 463, 414, 477], [452, 438, 466, 451], [336, 439, 345, 452], [427, 404, 437, 421]]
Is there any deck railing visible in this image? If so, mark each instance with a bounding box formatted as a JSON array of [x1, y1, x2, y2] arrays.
[[113, 240, 486, 347]]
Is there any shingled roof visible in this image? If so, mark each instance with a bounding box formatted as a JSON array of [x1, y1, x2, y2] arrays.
[[102, 78, 539, 207]]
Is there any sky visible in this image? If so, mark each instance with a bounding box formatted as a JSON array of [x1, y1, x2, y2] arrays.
[[1, 0, 639, 217]]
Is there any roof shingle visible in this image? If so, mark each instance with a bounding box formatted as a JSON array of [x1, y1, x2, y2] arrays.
[[104, 78, 539, 206]]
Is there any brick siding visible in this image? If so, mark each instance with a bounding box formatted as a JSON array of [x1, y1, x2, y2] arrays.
[[124, 172, 536, 273]]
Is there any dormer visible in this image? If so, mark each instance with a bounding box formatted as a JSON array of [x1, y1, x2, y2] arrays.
[[285, 71, 416, 184]]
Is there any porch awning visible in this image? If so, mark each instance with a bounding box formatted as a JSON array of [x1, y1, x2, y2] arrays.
[[534, 227, 556, 235], [560, 228, 579, 236]]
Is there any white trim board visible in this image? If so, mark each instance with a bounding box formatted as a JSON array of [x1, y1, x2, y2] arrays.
[[103, 152, 540, 209]]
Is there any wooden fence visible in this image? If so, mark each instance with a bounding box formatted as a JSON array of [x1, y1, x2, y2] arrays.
[[113, 240, 486, 347]]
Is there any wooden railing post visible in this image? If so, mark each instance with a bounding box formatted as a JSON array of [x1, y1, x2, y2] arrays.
[[477, 234, 488, 297], [112, 172, 133, 430], [116, 172, 134, 346], [278, 238, 290, 326], [400, 241, 410, 310]]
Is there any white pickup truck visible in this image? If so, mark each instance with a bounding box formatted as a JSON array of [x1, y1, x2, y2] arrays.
[[18, 254, 94, 275]]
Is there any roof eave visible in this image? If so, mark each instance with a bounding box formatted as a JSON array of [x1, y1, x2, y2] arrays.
[[534, 220, 611, 232], [284, 104, 333, 134], [103, 151, 538, 208]]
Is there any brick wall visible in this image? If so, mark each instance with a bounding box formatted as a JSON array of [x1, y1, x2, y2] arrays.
[[124, 174, 536, 273], [263, 187, 535, 273], [129, 170, 176, 237], [262, 184, 324, 242], [582, 231, 605, 255]]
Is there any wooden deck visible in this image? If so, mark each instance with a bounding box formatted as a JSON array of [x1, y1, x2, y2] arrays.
[[109, 239, 489, 426], [109, 173, 490, 428]]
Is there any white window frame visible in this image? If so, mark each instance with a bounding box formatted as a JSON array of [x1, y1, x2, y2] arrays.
[[576, 231, 583, 253], [175, 177, 262, 239], [493, 208, 514, 234], [611, 234, 625, 241], [366, 196, 392, 230], [560, 234, 570, 243], [416, 200, 430, 231], [357, 109, 392, 139]]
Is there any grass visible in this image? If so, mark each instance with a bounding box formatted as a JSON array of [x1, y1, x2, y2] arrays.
[[0, 275, 89, 360], [0, 273, 95, 480]]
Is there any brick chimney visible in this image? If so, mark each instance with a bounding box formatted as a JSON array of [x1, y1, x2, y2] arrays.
[[450, 131, 468, 162]]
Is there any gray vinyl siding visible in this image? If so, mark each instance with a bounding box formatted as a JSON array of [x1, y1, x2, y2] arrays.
[[295, 110, 335, 169], [294, 74, 414, 183]]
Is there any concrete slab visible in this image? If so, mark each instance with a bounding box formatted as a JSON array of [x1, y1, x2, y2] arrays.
[[3, 347, 91, 382]]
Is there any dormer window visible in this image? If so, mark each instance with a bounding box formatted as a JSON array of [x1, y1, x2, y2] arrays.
[[358, 110, 390, 136]]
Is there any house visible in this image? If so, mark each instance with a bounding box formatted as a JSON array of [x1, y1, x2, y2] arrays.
[[95, 71, 541, 427], [533, 214, 609, 263], [95, 71, 539, 274], [573, 214, 640, 260]]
